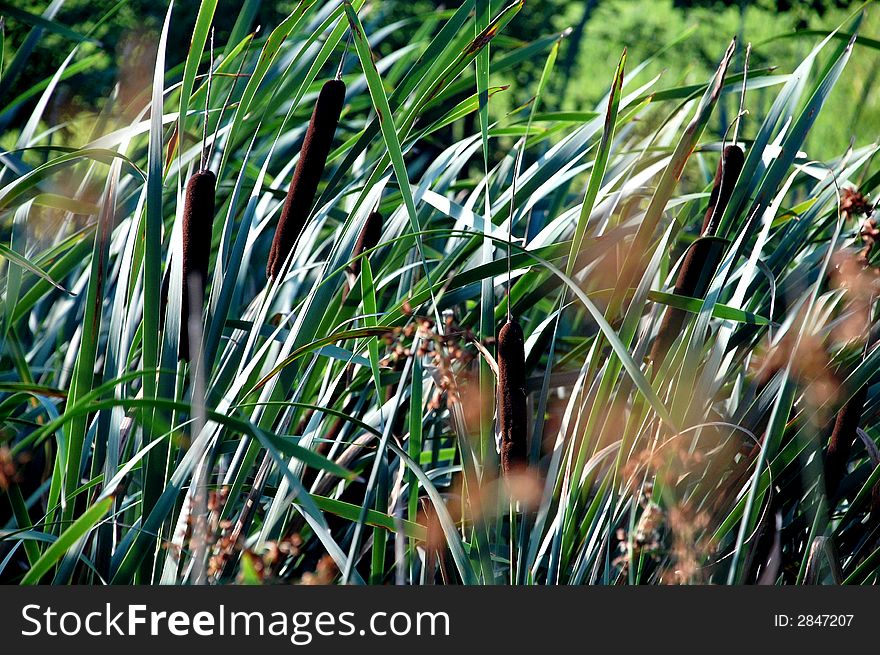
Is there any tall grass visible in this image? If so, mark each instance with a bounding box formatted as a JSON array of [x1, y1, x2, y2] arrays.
[[0, 0, 878, 586]]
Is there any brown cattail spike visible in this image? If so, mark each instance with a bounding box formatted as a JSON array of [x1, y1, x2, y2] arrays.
[[342, 211, 383, 304], [350, 211, 383, 279], [498, 319, 528, 475], [701, 144, 745, 236], [179, 169, 216, 361], [267, 79, 346, 279], [650, 145, 745, 366]]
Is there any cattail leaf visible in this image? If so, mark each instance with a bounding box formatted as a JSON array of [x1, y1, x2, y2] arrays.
[[17, 48, 80, 150], [567, 49, 625, 277], [325, 0, 522, 234], [610, 38, 736, 319], [387, 440, 479, 585], [762, 28, 880, 51], [102, 392, 358, 582], [526, 110, 600, 123], [360, 257, 382, 395], [1, 208, 70, 296], [302, 494, 426, 541], [25, 393, 354, 481], [411, 85, 509, 145], [647, 290, 770, 325], [0, 148, 142, 211], [177, 0, 218, 158], [217, 0, 321, 176], [55, 161, 119, 530], [31, 193, 100, 215], [630, 68, 781, 106], [9, 229, 93, 324], [318, 0, 475, 205], [4, 485, 41, 565], [344, 2, 441, 320], [734, 20, 860, 241], [247, 326, 395, 394], [475, 0, 497, 475], [716, 26, 844, 239], [523, 246, 678, 431], [135, 2, 176, 582], [21, 496, 113, 585]]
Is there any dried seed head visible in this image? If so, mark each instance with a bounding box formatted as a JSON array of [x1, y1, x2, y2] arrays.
[[497, 319, 528, 476], [179, 169, 216, 361], [701, 144, 745, 236], [840, 187, 872, 218], [267, 78, 346, 279]]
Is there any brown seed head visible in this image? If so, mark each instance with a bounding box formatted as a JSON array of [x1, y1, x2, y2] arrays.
[[341, 211, 384, 305], [651, 145, 744, 366], [497, 319, 528, 476], [350, 210, 383, 278], [701, 144, 745, 236], [267, 79, 346, 279], [179, 169, 216, 361]]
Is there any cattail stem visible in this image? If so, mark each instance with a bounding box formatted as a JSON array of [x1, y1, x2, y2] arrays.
[[267, 78, 346, 279], [206, 27, 258, 166], [336, 29, 353, 81], [201, 27, 215, 171], [824, 323, 878, 499], [824, 383, 869, 500], [498, 319, 528, 475], [650, 144, 745, 366]]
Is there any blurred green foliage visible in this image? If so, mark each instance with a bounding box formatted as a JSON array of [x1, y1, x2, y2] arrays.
[[3, 0, 878, 158]]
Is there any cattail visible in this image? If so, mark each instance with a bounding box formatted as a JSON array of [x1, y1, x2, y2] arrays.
[[350, 211, 383, 279], [497, 319, 528, 475], [341, 211, 383, 304], [701, 144, 745, 236], [159, 170, 216, 361], [179, 169, 216, 361], [267, 78, 346, 279], [650, 145, 745, 365]]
